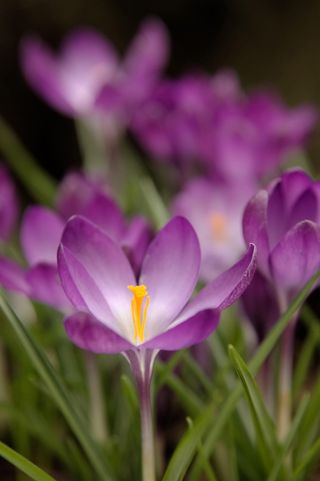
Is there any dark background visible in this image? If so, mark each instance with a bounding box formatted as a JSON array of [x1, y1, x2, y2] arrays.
[[1, 0, 320, 178]]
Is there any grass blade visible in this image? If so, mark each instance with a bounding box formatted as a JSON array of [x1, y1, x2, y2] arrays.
[[293, 306, 320, 398], [138, 176, 169, 229], [228, 345, 278, 471], [266, 395, 309, 481], [293, 376, 320, 463], [292, 437, 320, 481], [0, 116, 56, 205], [0, 440, 56, 481], [0, 293, 112, 481], [162, 271, 320, 481]]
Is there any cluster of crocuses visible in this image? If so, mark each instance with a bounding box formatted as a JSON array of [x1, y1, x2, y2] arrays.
[[19, 17, 318, 283], [0, 15, 319, 481], [1, 165, 319, 359]]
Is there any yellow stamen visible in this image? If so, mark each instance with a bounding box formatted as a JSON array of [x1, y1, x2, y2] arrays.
[[128, 285, 150, 342], [210, 212, 227, 242]]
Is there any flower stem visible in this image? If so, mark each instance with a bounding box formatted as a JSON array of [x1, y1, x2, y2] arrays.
[[139, 373, 156, 481], [276, 291, 296, 442], [277, 321, 295, 441], [127, 350, 157, 481]]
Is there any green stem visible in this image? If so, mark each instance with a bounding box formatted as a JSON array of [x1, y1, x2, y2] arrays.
[[276, 290, 297, 442], [139, 374, 156, 481], [0, 116, 56, 205], [75, 119, 108, 176]]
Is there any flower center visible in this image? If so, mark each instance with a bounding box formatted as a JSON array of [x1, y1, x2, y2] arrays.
[[210, 212, 227, 242], [128, 284, 150, 343]]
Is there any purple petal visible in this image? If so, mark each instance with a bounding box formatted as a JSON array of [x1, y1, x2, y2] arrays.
[[57, 174, 128, 243], [58, 216, 135, 339], [58, 243, 107, 311], [281, 169, 313, 208], [139, 217, 200, 336], [241, 271, 280, 340], [267, 180, 287, 248], [20, 37, 73, 114], [61, 29, 118, 71], [143, 309, 219, 350], [80, 193, 126, 241], [269, 220, 320, 292], [172, 177, 249, 280], [171, 244, 256, 326], [21, 207, 64, 265], [60, 29, 118, 113], [0, 257, 29, 294], [121, 216, 152, 275], [282, 106, 317, 144], [288, 188, 318, 229], [94, 84, 124, 112], [64, 312, 133, 354], [242, 192, 270, 277], [26, 263, 71, 311], [123, 18, 169, 98], [56, 171, 106, 220], [0, 166, 19, 241]]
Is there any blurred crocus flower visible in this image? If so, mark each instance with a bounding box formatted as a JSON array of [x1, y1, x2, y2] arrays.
[[132, 69, 317, 184], [243, 169, 320, 307], [0, 165, 18, 242], [201, 92, 318, 184], [0, 172, 151, 310], [131, 71, 240, 168], [172, 178, 250, 280], [20, 18, 169, 140], [58, 215, 256, 355]]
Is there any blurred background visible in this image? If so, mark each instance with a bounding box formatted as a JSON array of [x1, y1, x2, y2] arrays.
[[0, 0, 320, 179]]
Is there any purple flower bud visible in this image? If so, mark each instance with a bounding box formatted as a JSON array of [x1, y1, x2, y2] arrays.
[[243, 168, 320, 301]]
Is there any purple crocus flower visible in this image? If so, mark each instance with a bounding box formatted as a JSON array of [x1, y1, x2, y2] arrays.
[[20, 18, 168, 131], [131, 71, 240, 168], [201, 92, 317, 184], [242, 168, 320, 439], [0, 173, 151, 310], [0, 165, 18, 242], [132, 69, 317, 185], [243, 168, 320, 305], [57, 214, 255, 481], [58, 215, 256, 354], [172, 178, 251, 281]]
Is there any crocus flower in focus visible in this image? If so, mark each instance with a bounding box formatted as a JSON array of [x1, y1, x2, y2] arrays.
[[58, 215, 256, 354], [0, 165, 18, 242], [172, 178, 251, 280], [0, 173, 151, 310], [243, 168, 320, 306], [57, 215, 254, 481], [242, 168, 320, 438]]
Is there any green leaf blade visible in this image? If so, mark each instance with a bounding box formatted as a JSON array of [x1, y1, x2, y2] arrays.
[[0, 440, 56, 481], [228, 345, 278, 470]]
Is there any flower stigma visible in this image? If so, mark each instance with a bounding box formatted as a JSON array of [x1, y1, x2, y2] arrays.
[[210, 212, 228, 242], [128, 284, 150, 342]]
